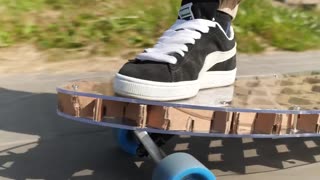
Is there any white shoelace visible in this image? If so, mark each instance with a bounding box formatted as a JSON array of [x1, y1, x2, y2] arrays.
[[136, 19, 218, 64]]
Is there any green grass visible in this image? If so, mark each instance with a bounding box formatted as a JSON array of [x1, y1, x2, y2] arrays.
[[0, 0, 319, 55], [234, 0, 320, 52]]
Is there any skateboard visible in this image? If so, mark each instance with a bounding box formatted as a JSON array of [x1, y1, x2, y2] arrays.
[[57, 71, 320, 180]]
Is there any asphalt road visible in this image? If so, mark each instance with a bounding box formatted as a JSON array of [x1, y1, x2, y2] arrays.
[[0, 51, 320, 180]]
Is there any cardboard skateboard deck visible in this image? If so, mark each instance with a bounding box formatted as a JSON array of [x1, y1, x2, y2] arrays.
[[57, 71, 320, 138]]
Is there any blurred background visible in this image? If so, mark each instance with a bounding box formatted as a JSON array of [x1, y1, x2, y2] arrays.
[[0, 0, 319, 70]]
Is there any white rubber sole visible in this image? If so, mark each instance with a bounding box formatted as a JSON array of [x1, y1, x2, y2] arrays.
[[114, 68, 236, 101], [113, 46, 237, 101]]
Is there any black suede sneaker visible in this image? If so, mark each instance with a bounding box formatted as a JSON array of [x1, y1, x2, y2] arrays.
[[113, 2, 237, 101]]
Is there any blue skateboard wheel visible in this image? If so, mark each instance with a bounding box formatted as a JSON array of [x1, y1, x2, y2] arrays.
[[115, 129, 140, 155], [153, 153, 215, 180]]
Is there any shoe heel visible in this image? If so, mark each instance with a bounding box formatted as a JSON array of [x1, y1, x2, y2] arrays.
[[200, 68, 237, 89]]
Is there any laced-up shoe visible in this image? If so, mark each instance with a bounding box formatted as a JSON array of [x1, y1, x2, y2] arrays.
[[113, 2, 237, 101]]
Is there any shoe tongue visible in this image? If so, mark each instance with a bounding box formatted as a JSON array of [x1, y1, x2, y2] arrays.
[[178, 2, 219, 21]]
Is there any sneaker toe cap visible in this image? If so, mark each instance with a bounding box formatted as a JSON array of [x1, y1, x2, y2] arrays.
[[118, 61, 172, 82]]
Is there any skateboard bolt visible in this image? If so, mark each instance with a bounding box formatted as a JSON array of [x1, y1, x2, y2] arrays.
[[220, 101, 230, 106], [72, 84, 79, 91]]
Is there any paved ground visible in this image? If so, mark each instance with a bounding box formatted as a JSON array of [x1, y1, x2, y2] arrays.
[[0, 51, 320, 180]]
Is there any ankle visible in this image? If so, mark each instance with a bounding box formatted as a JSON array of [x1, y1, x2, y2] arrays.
[[215, 11, 232, 36], [178, 1, 233, 35], [180, 0, 220, 20]]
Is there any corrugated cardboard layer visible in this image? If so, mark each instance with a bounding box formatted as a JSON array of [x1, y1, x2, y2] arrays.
[[58, 94, 320, 135], [58, 93, 96, 119]]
